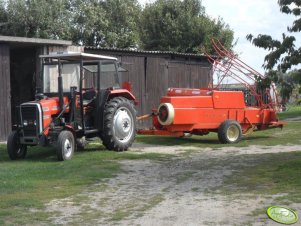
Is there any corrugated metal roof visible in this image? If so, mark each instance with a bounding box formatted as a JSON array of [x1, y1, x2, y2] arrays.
[[85, 46, 208, 59], [0, 35, 72, 46]]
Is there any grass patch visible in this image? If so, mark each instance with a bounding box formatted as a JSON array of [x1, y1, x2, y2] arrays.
[[0, 143, 168, 225], [278, 105, 301, 120], [176, 171, 195, 184], [220, 151, 301, 203], [109, 194, 164, 222]]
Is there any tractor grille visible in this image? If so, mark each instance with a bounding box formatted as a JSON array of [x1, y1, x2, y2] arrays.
[[20, 104, 41, 137]]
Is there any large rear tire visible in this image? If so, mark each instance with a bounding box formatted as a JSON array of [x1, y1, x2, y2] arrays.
[[56, 130, 75, 161], [102, 97, 136, 151], [218, 120, 242, 144], [7, 131, 27, 160]]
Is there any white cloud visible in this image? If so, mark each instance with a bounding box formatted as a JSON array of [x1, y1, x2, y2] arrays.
[[203, 0, 297, 74]]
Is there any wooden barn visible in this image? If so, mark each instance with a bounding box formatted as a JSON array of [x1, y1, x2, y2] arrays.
[[0, 35, 212, 141], [85, 47, 212, 128], [0, 36, 81, 141]]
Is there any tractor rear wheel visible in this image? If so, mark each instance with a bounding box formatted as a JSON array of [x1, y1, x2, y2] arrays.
[[102, 97, 136, 151], [218, 120, 242, 144], [7, 131, 27, 160], [56, 130, 75, 161]]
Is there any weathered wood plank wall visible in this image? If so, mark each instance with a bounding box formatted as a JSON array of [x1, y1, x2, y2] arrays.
[[0, 45, 11, 141], [85, 49, 212, 128]]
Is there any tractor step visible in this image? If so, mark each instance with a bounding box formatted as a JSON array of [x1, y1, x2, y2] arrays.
[[85, 129, 98, 134]]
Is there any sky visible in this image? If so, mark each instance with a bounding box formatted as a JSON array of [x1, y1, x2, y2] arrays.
[[138, 0, 298, 75]]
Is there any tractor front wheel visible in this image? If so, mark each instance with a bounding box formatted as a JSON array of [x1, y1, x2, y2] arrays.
[[56, 130, 75, 161], [102, 97, 136, 151], [218, 120, 242, 144], [7, 131, 27, 160]]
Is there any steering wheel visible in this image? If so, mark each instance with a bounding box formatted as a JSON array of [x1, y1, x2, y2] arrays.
[[35, 93, 47, 100]]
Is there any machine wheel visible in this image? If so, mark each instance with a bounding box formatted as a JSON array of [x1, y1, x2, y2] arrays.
[[102, 97, 136, 151], [218, 120, 242, 144], [56, 130, 75, 161], [7, 131, 27, 160]]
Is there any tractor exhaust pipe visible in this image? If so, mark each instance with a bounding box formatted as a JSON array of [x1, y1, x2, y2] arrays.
[[58, 59, 64, 111], [58, 73, 64, 111]]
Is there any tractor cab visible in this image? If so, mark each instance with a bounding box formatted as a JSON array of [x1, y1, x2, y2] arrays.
[[40, 52, 122, 130], [8, 52, 137, 161], [42, 52, 121, 94]]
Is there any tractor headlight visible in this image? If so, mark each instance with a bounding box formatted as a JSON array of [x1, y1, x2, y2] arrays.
[[23, 120, 28, 127]]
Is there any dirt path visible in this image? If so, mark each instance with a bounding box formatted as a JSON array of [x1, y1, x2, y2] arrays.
[[44, 144, 301, 226]]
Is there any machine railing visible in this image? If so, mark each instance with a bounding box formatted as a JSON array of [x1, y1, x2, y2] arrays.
[[205, 39, 281, 111]]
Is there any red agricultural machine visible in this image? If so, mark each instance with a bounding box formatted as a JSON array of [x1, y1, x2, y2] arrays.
[[7, 52, 137, 161], [138, 40, 285, 143]]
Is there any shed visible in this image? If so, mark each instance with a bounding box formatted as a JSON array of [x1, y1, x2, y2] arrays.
[[85, 47, 212, 128], [0, 35, 81, 141]]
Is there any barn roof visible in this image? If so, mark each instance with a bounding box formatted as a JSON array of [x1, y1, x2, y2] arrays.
[[85, 46, 208, 60], [0, 35, 72, 46]]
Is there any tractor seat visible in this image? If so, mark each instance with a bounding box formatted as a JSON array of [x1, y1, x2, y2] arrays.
[[83, 89, 96, 106]]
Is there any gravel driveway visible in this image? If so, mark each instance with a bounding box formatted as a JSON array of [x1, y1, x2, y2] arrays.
[[44, 143, 301, 226]]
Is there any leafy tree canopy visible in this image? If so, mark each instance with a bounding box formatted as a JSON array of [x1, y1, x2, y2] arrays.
[[0, 0, 233, 54], [68, 0, 141, 47], [247, 0, 301, 102], [0, 0, 141, 47], [100, 0, 141, 48], [247, 0, 301, 73], [0, 0, 72, 39], [139, 0, 234, 54]]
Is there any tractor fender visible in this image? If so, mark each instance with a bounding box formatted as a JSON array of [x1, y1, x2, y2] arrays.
[[62, 125, 77, 139], [96, 89, 136, 134], [109, 89, 137, 104]]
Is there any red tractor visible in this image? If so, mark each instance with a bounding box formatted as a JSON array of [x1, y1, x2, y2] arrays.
[[7, 52, 137, 161]]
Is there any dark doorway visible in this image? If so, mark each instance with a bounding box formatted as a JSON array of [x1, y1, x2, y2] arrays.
[[10, 47, 37, 124]]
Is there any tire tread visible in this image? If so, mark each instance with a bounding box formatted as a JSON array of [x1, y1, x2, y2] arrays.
[[218, 120, 242, 144], [102, 97, 136, 151]]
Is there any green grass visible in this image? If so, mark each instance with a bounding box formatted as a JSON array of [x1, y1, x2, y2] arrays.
[[0, 143, 169, 225], [278, 105, 301, 120], [109, 194, 164, 221], [220, 151, 301, 203]]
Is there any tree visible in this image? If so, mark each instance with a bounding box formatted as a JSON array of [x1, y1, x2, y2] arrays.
[[68, 0, 141, 47], [247, 0, 301, 103], [68, 0, 108, 46], [0, 0, 233, 52], [139, 0, 233, 54], [100, 0, 141, 48], [0, 0, 141, 47], [0, 1, 7, 27], [0, 0, 72, 40], [247, 0, 301, 73]]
